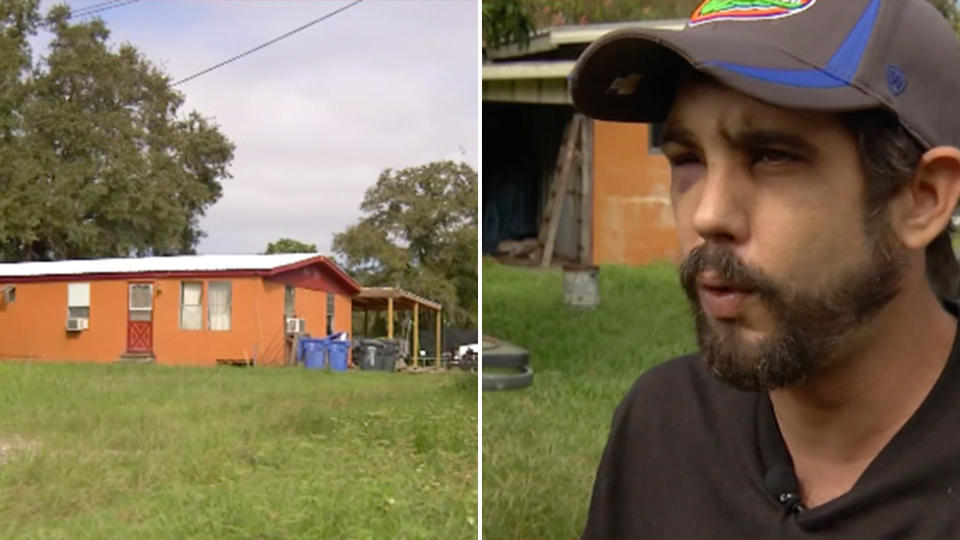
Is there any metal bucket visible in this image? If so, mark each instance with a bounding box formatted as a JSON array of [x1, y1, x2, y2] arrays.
[[563, 264, 600, 308]]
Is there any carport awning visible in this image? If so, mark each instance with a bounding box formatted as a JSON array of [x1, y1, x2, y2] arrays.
[[353, 287, 442, 368], [353, 287, 441, 312]]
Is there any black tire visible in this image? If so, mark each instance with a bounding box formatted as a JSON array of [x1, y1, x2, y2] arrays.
[[483, 351, 528, 369], [482, 366, 533, 391]]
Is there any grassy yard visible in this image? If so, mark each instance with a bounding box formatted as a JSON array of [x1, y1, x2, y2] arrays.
[[0, 364, 477, 539], [482, 259, 695, 539]]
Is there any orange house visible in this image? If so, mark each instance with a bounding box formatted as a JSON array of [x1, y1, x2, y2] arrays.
[[0, 254, 361, 366]]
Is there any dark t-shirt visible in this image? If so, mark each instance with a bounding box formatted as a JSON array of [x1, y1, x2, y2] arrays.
[[583, 308, 960, 539]]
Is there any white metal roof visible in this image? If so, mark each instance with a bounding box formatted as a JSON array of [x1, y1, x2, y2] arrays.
[[0, 253, 321, 278], [483, 60, 578, 81]]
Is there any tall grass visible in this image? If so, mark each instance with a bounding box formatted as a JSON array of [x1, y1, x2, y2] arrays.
[[0, 364, 477, 539], [482, 259, 695, 539]]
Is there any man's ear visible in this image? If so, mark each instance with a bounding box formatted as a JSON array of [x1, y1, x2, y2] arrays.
[[889, 146, 960, 250]]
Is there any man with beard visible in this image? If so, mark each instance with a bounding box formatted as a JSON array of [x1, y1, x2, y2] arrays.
[[570, 0, 960, 538]]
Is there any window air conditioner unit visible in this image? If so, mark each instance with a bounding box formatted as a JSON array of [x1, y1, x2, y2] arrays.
[[66, 317, 89, 332], [286, 318, 306, 334]]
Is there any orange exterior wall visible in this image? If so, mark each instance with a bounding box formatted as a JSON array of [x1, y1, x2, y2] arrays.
[[0, 276, 353, 367], [290, 286, 351, 337], [333, 294, 351, 337], [254, 280, 287, 366], [294, 287, 327, 338], [592, 120, 681, 266], [0, 280, 128, 363], [151, 276, 277, 366]]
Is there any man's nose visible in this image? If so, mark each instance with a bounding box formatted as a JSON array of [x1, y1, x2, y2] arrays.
[[691, 162, 750, 244]]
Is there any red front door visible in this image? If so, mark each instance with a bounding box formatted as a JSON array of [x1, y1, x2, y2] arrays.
[[127, 283, 154, 353]]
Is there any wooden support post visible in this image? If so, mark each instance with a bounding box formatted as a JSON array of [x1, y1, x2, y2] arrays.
[[387, 297, 394, 339], [364, 309, 368, 337], [435, 309, 442, 368], [579, 118, 593, 265], [413, 303, 420, 368]]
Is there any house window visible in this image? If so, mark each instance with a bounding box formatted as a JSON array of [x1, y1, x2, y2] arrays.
[[208, 281, 232, 331], [180, 282, 203, 330], [649, 122, 664, 154], [326, 292, 335, 335], [67, 282, 90, 318], [129, 283, 153, 321], [284, 285, 295, 318]]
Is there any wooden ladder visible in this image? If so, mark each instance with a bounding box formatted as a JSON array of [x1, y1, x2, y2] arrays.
[[539, 113, 583, 268]]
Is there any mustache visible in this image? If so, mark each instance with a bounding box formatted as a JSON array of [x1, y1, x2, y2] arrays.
[[679, 243, 779, 302]]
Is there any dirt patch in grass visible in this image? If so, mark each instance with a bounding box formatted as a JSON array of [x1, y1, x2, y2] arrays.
[[0, 436, 39, 465]]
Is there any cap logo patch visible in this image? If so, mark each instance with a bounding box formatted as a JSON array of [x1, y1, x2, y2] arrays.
[[606, 74, 644, 96], [886, 65, 907, 96], [689, 0, 817, 27]]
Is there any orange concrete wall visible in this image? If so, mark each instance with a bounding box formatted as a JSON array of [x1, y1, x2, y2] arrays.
[[295, 287, 327, 338], [0, 280, 128, 362], [334, 294, 351, 338], [255, 280, 287, 366], [0, 276, 354, 367], [288, 287, 353, 338], [152, 277, 280, 366], [592, 120, 681, 265]]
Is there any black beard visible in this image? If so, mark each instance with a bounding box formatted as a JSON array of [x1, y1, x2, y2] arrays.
[[678, 234, 905, 392]]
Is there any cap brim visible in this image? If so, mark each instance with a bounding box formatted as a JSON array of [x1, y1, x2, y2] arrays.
[[570, 26, 881, 123]]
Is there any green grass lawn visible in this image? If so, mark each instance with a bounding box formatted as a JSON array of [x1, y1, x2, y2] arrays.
[[482, 259, 695, 539], [0, 364, 477, 539]]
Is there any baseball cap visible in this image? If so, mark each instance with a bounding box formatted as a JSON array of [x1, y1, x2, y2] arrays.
[[570, 0, 960, 151], [569, 0, 960, 298]]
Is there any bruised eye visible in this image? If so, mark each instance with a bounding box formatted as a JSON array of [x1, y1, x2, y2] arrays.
[[666, 153, 704, 194], [667, 153, 702, 168], [752, 149, 801, 166]]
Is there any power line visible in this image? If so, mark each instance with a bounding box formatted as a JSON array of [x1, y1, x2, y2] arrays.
[[71, 0, 127, 16], [69, 0, 140, 19], [172, 0, 363, 86]]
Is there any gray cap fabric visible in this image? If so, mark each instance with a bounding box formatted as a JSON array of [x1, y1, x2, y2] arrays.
[[570, 0, 960, 151]]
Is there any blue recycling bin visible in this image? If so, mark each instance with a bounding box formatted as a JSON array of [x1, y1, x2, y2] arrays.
[[327, 340, 350, 372], [299, 338, 328, 370]]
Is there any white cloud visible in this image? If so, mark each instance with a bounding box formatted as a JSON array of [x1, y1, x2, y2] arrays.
[[37, 0, 478, 255]]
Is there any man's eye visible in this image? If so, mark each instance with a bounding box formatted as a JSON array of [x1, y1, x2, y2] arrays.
[[668, 153, 701, 167], [753, 149, 798, 165]]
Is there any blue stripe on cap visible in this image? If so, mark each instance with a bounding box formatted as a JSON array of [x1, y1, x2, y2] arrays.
[[824, 0, 881, 80], [701, 63, 847, 88], [702, 0, 882, 89]]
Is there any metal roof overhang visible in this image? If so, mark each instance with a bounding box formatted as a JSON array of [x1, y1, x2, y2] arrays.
[[482, 61, 577, 105], [483, 20, 686, 61], [482, 20, 685, 105]]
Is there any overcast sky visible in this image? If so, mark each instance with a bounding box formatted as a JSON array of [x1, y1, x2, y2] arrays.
[[35, 0, 479, 255]]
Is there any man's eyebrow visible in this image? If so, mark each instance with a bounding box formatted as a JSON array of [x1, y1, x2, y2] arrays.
[[661, 122, 821, 157], [722, 128, 819, 156], [661, 124, 698, 148]]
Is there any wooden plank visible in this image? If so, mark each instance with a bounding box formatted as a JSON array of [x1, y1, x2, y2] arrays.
[[387, 297, 394, 339], [413, 303, 419, 368], [435, 310, 442, 368], [541, 114, 583, 268]]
